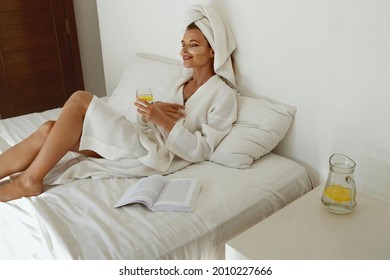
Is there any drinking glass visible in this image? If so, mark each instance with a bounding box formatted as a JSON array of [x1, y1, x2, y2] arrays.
[[136, 87, 157, 134]]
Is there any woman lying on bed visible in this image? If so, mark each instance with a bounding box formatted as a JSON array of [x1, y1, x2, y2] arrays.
[[0, 5, 238, 202]]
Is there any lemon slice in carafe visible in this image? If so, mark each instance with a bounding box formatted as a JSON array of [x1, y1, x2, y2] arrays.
[[323, 185, 351, 202]]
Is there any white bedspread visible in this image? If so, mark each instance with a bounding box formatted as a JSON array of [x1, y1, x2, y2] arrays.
[[0, 106, 312, 259]]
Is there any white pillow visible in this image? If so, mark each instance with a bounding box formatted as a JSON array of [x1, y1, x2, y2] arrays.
[[107, 53, 183, 123], [208, 95, 296, 169]]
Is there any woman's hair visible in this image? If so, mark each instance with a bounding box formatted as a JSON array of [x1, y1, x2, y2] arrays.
[[186, 22, 199, 30]]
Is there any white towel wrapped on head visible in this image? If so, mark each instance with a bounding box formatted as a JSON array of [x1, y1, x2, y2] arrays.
[[185, 4, 237, 92]]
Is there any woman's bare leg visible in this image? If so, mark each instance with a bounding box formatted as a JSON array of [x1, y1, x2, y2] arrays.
[[0, 121, 55, 180], [0, 91, 94, 202]]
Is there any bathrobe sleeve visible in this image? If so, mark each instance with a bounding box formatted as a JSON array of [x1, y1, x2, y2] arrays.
[[165, 77, 237, 162]]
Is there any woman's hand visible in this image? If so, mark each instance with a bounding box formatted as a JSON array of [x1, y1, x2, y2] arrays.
[[134, 100, 185, 132], [153, 102, 186, 122]]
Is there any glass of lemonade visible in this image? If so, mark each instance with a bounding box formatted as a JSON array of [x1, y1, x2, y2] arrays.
[[136, 87, 157, 134]]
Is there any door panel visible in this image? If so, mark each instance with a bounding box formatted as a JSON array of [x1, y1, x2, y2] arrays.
[[0, 0, 83, 119]]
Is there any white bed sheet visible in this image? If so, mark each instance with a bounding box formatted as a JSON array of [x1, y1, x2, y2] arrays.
[[0, 106, 312, 260]]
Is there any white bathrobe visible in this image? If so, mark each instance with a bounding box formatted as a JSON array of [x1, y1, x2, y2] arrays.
[[45, 75, 237, 185]]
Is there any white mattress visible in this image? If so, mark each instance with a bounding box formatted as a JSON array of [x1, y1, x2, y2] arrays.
[[0, 106, 312, 259]]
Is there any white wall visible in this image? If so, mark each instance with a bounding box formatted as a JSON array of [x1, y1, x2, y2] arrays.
[[96, 0, 390, 199], [73, 0, 106, 97]]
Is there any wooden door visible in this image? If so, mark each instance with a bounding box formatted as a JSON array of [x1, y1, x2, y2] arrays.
[[0, 0, 84, 119]]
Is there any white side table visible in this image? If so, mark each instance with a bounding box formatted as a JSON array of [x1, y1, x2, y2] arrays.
[[225, 186, 390, 259]]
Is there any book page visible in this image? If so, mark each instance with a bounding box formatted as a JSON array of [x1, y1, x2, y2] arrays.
[[152, 178, 200, 211], [115, 175, 165, 208]]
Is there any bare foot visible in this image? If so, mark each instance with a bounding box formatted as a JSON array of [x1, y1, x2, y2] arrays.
[[0, 175, 43, 202]]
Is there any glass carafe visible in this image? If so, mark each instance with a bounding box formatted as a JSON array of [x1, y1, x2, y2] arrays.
[[321, 154, 357, 214]]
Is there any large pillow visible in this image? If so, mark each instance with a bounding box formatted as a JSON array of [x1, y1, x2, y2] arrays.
[[107, 53, 183, 123], [208, 96, 296, 169]]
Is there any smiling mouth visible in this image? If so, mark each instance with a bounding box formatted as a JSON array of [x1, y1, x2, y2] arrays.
[[182, 55, 193, 60]]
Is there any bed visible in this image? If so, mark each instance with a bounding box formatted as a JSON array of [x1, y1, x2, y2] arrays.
[[0, 54, 313, 259]]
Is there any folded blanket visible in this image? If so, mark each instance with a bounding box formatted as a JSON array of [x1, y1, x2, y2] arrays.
[[185, 4, 237, 92]]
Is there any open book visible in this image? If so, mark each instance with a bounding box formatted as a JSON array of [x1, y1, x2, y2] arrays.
[[115, 174, 201, 212]]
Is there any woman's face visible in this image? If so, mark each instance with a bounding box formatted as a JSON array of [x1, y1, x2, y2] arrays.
[[180, 28, 214, 68]]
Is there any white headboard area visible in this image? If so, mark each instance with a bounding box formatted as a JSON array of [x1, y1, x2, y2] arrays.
[[96, 0, 390, 199]]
